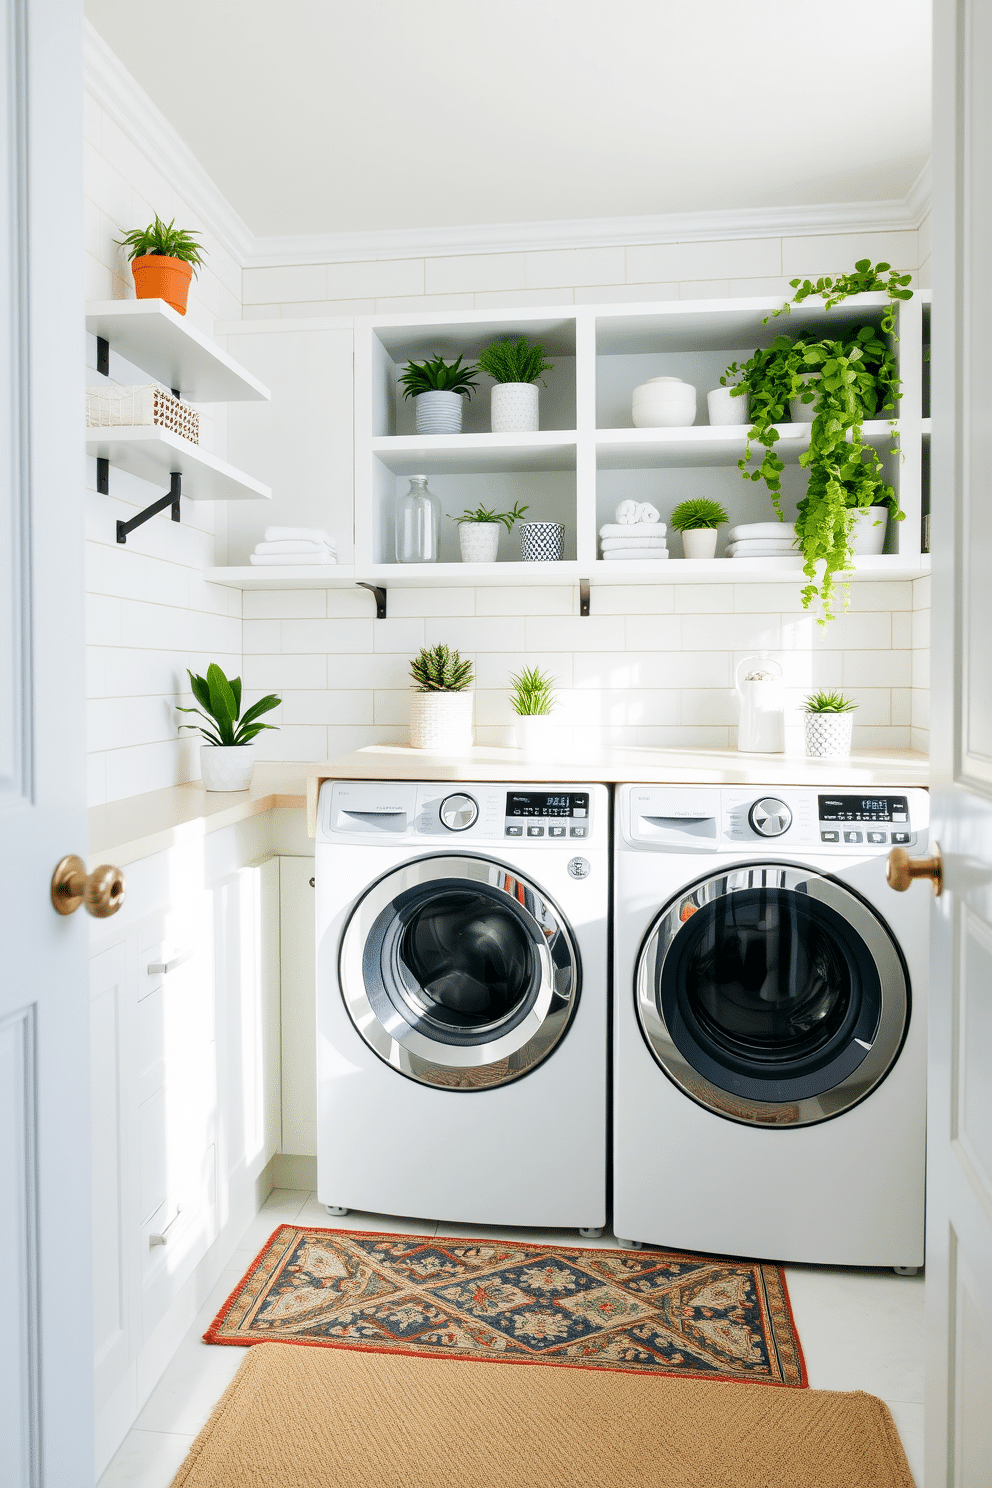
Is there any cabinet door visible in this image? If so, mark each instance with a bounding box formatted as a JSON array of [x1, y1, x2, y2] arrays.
[[280, 857, 318, 1157]]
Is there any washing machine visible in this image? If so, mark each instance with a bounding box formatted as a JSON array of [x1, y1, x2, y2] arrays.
[[613, 782, 929, 1269], [315, 779, 609, 1232]]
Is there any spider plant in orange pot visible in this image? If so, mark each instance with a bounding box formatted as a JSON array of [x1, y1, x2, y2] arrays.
[[115, 214, 205, 315]]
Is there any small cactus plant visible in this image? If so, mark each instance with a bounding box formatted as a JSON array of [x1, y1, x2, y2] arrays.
[[409, 644, 474, 693], [801, 690, 858, 713]]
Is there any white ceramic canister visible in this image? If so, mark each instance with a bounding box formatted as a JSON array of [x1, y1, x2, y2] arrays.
[[458, 521, 500, 562], [491, 382, 539, 433], [804, 711, 854, 759], [849, 505, 889, 556], [200, 744, 255, 791], [515, 714, 558, 760], [706, 385, 750, 425], [409, 689, 474, 752], [631, 376, 697, 428], [681, 528, 719, 560], [735, 656, 786, 753], [414, 389, 464, 435]]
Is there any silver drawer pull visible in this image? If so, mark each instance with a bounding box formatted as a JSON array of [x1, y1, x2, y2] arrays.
[[147, 949, 193, 976], [149, 1206, 182, 1247]]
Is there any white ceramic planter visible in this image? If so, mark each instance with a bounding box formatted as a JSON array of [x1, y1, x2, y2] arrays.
[[681, 527, 719, 560], [409, 689, 474, 752], [414, 389, 463, 435], [515, 714, 558, 760], [850, 505, 889, 555], [458, 522, 500, 562], [520, 522, 565, 562], [632, 376, 697, 428], [200, 744, 254, 792], [491, 382, 539, 433], [789, 374, 821, 424], [706, 385, 750, 425], [804, 712, 854, 759]]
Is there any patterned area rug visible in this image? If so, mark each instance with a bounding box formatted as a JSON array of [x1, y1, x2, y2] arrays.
[[204, 1227, 807, 1386]]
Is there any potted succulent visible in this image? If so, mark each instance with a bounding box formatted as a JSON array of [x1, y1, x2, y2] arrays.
[[399, 353, 479, 435], [477, 336, 554, 433], [409, 645, 475, 752], [177, 663, 280, 791], [669, 498, 729, 560], [801, 690, 858, 758], [115, 213, 205, 316], [451, 501, 529, 562], [509, 667, 558, 759]]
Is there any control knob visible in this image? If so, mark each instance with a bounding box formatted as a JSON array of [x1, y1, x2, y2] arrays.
[[439, 792, 478, 832], [748, 797, 793, 837]]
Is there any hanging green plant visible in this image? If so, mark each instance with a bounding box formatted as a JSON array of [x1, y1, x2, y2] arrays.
[[766, 259, 914, 334]]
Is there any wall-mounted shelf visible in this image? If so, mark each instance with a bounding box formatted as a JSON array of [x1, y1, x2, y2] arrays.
[[371, 431, 577, 475], [595, 421, 897, 470], [86, 427, 271, 503], [204, 564, 357, 588], [86, 300, 271, 402]]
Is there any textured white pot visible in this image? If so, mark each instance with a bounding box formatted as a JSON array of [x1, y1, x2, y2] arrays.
[[632, 376, 697, 428], [520, 522, 565, 562], [409, 690, 474, 752], [850, 505, 889, 555], [515, 714, 558, 760], [789, 374, 821, 424], [804, 712, 854, 759], [681, 527, 719, 559], [491, 382, 539, 432], [200, 744, 254, 792], [414, 389, 463, 434], [706, 385, 750, 425], [458, 521, 500, 562]]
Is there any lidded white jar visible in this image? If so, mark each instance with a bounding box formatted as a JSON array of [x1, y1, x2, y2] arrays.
[[631, 376, 697, 428]]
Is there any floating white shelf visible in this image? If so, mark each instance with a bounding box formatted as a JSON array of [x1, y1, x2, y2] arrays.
[[371, 431, 577, 475], [86, 300, 270, 402], [595, 421, 897, 470], [205, 564, 357, 588], [86, 427, 271, 503]]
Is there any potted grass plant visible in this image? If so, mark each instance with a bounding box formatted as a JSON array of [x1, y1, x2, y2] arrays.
[[177, 663, 280, 791], [477, 336, 554, 432], [801, 690, 858, 758], [451, 501, 529, 562], [509, 667, 558, 759], [669, 498, 729, 559], [399, 353, 479, 435], [115, 214, 205, 316], [409, 645, 475, 752]]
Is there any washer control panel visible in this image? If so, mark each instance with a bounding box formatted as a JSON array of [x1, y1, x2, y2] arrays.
[[503, 790, 592, 841], [816, 793, 913, 847]]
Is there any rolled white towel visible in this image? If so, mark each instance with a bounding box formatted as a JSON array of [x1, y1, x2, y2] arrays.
[[726, 521, 795, 543], [634, 502, 661, 524], [600, 522, 667, 538], [253, 539, 336, 555], [249, 551, 338, 566], [264, 525, 336, 546], [726, 543, 797, 559], [601, 549, 670, 561], [615, 499, 640, 525], [601, 536, 668, 551]]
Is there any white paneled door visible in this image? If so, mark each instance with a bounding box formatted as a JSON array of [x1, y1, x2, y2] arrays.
[[0, 1, 91, 1485], [927, 2, 992, 1482]]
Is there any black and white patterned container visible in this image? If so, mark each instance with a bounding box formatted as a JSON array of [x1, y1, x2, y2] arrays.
[[520, 521, 565, 562]]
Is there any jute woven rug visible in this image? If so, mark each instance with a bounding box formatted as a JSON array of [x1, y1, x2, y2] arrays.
[[171, 1341, 913, 1488], [204, 1225, 806, 1386]]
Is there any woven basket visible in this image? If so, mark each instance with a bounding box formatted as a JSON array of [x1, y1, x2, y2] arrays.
[[409, 690, 474, 752], [86, 384, 199, 444]]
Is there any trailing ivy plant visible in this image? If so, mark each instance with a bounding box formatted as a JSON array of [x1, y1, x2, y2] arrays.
[[767, 259, 913, 335]]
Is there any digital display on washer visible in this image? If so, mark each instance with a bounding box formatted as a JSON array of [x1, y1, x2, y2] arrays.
[[818, 794, 909, 823], [506, 792, 589, 819]]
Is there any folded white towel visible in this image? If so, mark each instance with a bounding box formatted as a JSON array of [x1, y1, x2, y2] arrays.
[[726, 522, 796, 542], [264, 525, 336, 546], [726, 538, 797, 556], [253, 539, 336, 556], [599, 522, 668, 538], [726, 544, 798, 559], [249, 552, 338, 566], [601, 537, 668, 551], [601, 549, 670, 561], [614, 500, 661, 525]]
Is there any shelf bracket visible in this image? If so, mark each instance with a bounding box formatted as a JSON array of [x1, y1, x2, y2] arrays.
[[356, 582, 387, 619], [116, 472, 181, 545], [96, 335, 109, 377], [579, 578, 590, 617], [96, 456, 109, 496]]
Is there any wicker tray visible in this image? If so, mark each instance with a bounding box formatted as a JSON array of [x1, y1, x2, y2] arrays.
[[86, 383, 199, 445]]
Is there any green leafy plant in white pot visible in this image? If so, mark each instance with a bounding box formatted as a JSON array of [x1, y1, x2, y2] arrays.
[[669, 497, 729, 560], [478, 336, 554, 433], [509, 667, 558, 759], [399, 353, 479, 435], [177, 663, 281, 791], [451, 501, 529, 563], [802, 690, 858, 758], [409, 645, 475, 752]]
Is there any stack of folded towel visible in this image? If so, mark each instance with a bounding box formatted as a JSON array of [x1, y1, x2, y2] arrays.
[[249, 526, 338, 566], [600, 500, 668, 561], [725, 521, 798, 558]]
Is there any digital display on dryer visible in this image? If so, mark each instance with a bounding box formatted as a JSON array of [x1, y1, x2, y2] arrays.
[[818, 794, 909, 823], [506, 792, 589, 819]]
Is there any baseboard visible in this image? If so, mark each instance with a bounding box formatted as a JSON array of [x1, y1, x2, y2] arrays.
[[270, 1152, 317, 1190]]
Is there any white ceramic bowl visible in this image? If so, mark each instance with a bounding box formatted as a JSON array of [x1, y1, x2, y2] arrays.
[[632, 376, 697, 428]]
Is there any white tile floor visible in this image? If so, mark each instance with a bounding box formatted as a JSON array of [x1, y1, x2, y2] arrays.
[[98, 1188, 926, 1487]]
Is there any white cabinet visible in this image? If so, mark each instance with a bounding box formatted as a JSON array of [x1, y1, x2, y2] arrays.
[[279, 857, 317, 1158]]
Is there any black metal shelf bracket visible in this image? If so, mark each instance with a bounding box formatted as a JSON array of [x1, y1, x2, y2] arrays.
[[116, 472, 181, 545], [96, 335, 110, 377], [356, 582, 387, 619], [579, 578, 591, 617]]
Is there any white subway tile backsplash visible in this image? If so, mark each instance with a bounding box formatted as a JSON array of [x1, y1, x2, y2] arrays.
[[374, 618, 429, 653], [684, 613, 781, 650], [425, 253, 526, 296], [524, 616, 624, 652], [280, 690, 374, 727], [627, 237, 781, 285], [811, 611, 892, 650], [386, 587, 477, 618], [843, 650, 912, 688], [622, 615, 681, 650], [280, 617, 374, 653], [473, 652, 574, 690], [525, 247, 626, 290], [781, 230, 918, 278], [325, 258, 424, 300], [242, 654, 327, 690], [242, 265, 327, 304], [242, 588, 327, 619], [475, 586, 572, 617], [592, 585, 676, 615], [427, 616, 524, 652]]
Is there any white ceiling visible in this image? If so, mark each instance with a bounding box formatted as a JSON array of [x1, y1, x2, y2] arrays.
[[85, 0, 932, 240]]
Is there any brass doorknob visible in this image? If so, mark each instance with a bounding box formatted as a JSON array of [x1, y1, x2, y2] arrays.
[[51, 855, 126, 917], [886, 844, 943, 897]]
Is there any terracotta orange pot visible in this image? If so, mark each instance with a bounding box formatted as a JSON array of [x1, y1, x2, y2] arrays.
[[131, 254, 193, 315]]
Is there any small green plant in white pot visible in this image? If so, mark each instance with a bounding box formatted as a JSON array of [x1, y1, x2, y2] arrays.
[[451, 501, 529, 562], [802, 690, 858, 758], [478, 336, 554, 433], [409, 645, 475, 752], [670, 498, 729, 560], [509, 666, 558, 759], [177, 663, 281, 791], [399, 353, 479, 435]]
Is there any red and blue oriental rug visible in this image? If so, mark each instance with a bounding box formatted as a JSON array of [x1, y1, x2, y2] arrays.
[[204, 1227, 807, 1387]]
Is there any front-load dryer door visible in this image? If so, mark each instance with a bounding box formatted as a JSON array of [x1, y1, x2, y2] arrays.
[[635, 864, 909, 1127], [339, 854, 580, 1090]]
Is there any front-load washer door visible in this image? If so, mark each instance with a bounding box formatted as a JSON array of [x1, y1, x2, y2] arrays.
[[339, 854, 580, 1090], [635, 864, 909, 1127]]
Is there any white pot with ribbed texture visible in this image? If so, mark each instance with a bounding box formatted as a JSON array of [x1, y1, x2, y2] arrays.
[[409, 690, 474, 752], [850, 506, 889, 555], [414, 390, 463, 434], [491, 382, 539, 432], [804, 712, 854, 759], [681, 528, 719, 560], [706, 385, 750, 425], [458, 522, 500, 562], [632, 376, 696, 428], [200, 744, 254, 792]]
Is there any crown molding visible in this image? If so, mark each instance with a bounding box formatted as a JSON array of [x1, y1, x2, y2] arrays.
[[82, 20, 253, 266], [905, 158, 933, 225]]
